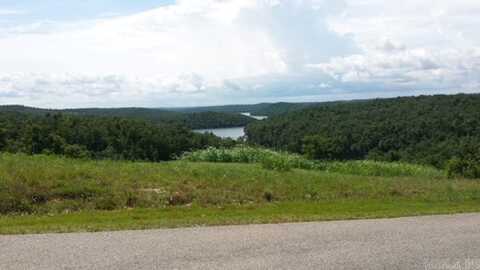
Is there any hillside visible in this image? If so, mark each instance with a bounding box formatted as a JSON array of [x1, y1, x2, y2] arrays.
[[0, 112, 231, 161], [167, 101, 332, 116], [0, 100, 347, 129], [0, 105, 254, 130], [246, 93, 480, 173], [2, 153, 480, 234]]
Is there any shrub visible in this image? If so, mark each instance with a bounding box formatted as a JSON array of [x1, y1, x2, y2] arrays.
[[64, 144, 91, 159], [261, 155, 293, 172], [446, 158, 480, 179], [181, 146, 268, 163], [181, 146, 316, 171]]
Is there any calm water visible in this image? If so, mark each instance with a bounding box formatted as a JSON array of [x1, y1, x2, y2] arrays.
[[194, 127, 245, 139], [194, 113, 268, 139]]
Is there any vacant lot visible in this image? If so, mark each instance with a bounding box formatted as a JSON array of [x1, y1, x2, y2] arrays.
[[1, 154, 480, 234]]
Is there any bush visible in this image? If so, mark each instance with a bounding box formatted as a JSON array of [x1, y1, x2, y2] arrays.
[[261, 155, 293, 172], [446, 158, 480, 179], [64, 144, 91, 159], [181, 146, 316, 171], [181, 146, 267, 163]]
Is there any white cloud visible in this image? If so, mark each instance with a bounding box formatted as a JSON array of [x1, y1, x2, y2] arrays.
[[310, 47, 480, 93], [0, 72, 224, 107], [0, 0, 355, 107], [330, 0, 480, 51], [376, 39, 406, 53], [308, 0, 480, 97], [0, 0, 479, 107]]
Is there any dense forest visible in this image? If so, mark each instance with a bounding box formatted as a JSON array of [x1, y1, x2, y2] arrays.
[[245, 94, 480, 177], [0, 101, 341, 129], [2, 94, 479, 178], [0, 112, 232, 161], [0, 106, 254, 130], [168, 102, 330, 116]]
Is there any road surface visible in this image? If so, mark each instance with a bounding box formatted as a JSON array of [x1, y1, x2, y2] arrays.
[[1, 214, 480, 270]]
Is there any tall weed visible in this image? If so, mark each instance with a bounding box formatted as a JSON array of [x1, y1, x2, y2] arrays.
[[182, 147, 445, 178], [181, 146, 316, 171]]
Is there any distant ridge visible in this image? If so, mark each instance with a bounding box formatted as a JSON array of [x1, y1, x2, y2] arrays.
[[3, 93, 477, 128], [246, 92, 480, 170], [0, 105, 254, 130]]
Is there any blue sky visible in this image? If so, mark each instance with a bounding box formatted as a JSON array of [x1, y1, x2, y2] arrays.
[[0, 0, 479, 108], [0, 0, 174, 23]]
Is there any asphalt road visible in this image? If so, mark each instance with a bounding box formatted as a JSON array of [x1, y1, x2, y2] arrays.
[[1, 214, 480, 270]]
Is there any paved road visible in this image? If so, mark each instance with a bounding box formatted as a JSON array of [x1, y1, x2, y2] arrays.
[[1, 214, 480, 270]]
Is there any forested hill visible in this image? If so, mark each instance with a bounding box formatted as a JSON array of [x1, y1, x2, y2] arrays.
[[0, 112, 230, 161], [0, 101, 346, 128], [167, 102, 335, 116], [245, 93, 480, 169], [0, 106, 254, 129]]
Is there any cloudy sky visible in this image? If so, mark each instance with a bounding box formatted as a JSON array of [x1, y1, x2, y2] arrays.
[[0, 0, 479, 108]]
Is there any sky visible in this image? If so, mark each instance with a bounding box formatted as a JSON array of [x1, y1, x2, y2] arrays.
[[0, 0, 479, 108]]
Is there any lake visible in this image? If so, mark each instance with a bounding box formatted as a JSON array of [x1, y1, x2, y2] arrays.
[[194, 127, 245, 139], [194, 113, 268, 139]]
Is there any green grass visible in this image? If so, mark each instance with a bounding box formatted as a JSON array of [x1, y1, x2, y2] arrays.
[[180, 146, 283, 163], [181, 146, 445, 177], [2, 200, 480, 235], [181, 146, 316, 171], [318, 160, 444, 178], [1, 153, 479, 234]]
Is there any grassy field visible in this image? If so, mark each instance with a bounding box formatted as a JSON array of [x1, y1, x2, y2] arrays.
[[181, 146, 444, 177], [1, 153, 480, 234]]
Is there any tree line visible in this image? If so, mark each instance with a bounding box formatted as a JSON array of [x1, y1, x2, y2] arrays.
[[245, 94, 480, 178], [0, 112, 233, 161], [169, 102, 326, 116], [0, 106, 254, 130]]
